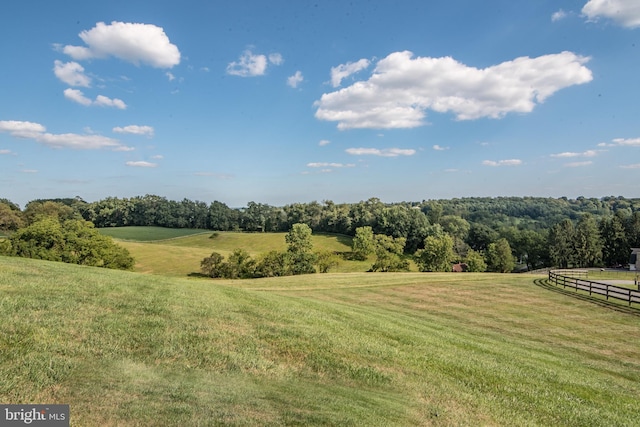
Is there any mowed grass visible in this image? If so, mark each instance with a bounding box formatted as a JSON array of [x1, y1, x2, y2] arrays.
[[98, 226, 210, 241], [106, 228, 370, 276], [1, 256, 640, 426]]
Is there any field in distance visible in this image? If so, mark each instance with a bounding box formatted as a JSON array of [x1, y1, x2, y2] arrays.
[[98, 226, 211, 241], [99, 226, 370, 276], [1, 256, 639, 426]]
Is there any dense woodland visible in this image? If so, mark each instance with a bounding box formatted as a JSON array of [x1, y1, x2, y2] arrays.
[[1, 195, 640, 271]]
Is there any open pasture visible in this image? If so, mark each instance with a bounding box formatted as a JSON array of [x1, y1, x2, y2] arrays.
[[1, 256, 639, 426], [97, 226, 210, 241], [102, 228, 368, 276]]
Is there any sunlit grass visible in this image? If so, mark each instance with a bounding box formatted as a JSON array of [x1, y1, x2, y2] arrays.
[[110, 228, 365, 276], [98, 226, 209, 241], [1, 256, 639, 426]]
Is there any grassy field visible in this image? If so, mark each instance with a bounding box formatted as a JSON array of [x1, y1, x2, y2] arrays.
[[102, 228, 373, 276], [98, 226, 210, 241], [1, 256, 639, 426]]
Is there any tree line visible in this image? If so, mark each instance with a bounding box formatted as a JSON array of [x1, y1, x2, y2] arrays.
[[2, 195, 640, 272]]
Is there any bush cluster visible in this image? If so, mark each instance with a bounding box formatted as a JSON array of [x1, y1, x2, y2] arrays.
[[1, 217, 134, 270], [201, 223, 340, 279]]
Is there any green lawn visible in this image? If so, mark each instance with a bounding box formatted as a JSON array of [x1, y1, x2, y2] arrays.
[[98, 226, 210, 241], [1, 256, 639, 426], [587, 269, 639, 281]]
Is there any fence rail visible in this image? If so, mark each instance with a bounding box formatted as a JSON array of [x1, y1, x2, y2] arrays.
[[548, 270, 640, 306]]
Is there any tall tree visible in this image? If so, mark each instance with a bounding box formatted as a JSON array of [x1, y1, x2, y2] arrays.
[[423, 201, 443, 225], [486, 238, 515, 273], [415, 234, 455, 272], [285, 223, 316, 274], [467, 223, 498, 252], [351, 226, 375, 260], [0, 203, 24, 231], [464, 249, 487, 272], [600, 215, 629, 267], [548, 219, 575, 269], [515, 229, 549, 270], [625, 211, 640, 248], [573, 213, 602, 267], [371, 235, 409, 272]]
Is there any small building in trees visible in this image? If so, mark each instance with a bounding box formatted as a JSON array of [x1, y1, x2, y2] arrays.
[[630, 248, 640, 271], [452, 263, 468, 272]]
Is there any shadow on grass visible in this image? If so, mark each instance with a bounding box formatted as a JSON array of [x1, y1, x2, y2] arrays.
[[188, 272, 210, 279], [314, 232, 353, 247], [533, 278, 640, 317]]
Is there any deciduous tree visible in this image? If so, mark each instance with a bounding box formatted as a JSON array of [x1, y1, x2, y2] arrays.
[[415, 234, 455, 272], [464, 249, 487, 272], [486, 238, 515, 273], [286, 223, 316, 274], [371, 235, 409, 272], [352, 226, 375, 260]]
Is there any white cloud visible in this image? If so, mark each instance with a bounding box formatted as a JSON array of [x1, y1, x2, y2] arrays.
[[0, 149, 14, 155], [166, 72, 175, 81], [315, 50, 592, 129], [0, 120, 131, 151], [318, 139, 331, 146], [0, 120, 46, 138], [126, 161, 158, 168], [433, 144, 449, 151], [611, 137, 640, 146], [620, 163, 640, 169], [287, 71, 304, 88], [598, 137, 640, 147], [227, 50, 283, 77], [53, 60, 91, 87], [21, 169, 38, 174], [268, 53, 283, 65], [345, 147, 416, 157], [482, 159, 522, 166], [551, 149, 600, 158], [307, 162, 355, 168], [151, 154, 163, 159], [113, 125, 154, 137], [64, 88, 92, 106], [63, 21, 181, 68], [64, 89, 126, 109], [552, 9, 568, 22], [582, 0, 640, 28], [330, 58, 371, 88], [564, 161, 593, 167], [95, 95, 126, 109]]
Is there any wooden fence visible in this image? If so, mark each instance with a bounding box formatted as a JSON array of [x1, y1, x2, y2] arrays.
[[548, 270, 640, 307]]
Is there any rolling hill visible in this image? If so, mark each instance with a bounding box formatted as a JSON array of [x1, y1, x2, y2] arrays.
[[1, 256, 639, 425]]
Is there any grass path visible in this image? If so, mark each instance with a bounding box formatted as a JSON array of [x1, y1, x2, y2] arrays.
[[1, 257, 639, 426]]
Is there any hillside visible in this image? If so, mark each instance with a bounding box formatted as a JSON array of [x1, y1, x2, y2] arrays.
[[101, 229, 369, 276], [1, 256, 639, 425]]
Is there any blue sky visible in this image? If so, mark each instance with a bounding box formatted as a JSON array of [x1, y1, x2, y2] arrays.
[[1, 0, 639, 208]]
